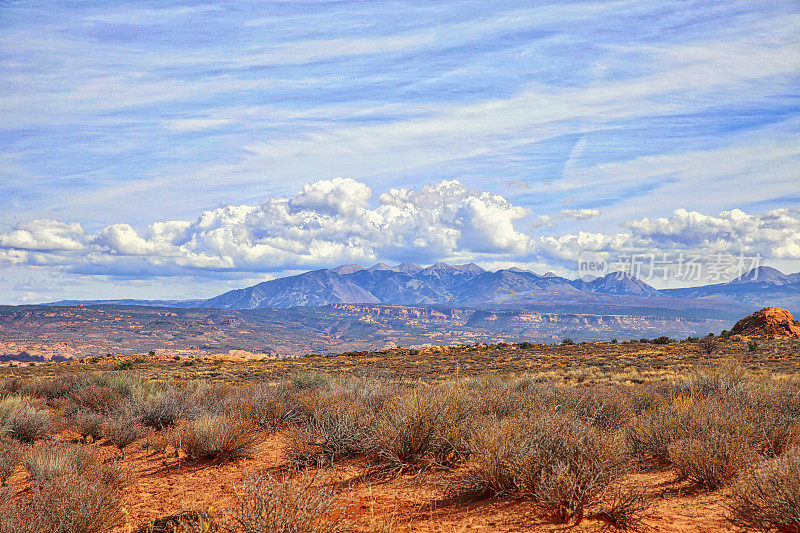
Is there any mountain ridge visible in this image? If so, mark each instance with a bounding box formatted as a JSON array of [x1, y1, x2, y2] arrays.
[[43, 264, 800, 315]]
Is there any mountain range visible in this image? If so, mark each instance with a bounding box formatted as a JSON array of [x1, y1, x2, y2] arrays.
[[46, 264, 800, 316]]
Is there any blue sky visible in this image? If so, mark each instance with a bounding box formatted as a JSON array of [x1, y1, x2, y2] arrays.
[[1, 1, 799, 303]]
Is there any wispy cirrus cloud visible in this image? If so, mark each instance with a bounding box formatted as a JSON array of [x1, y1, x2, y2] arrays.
[[1, 1, 798, 302]]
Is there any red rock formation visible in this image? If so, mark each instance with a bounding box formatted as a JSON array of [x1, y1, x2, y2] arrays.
[[731, 307, 800, 338]]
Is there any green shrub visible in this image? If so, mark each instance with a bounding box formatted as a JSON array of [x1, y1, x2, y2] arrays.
[[697, 337, 719, 355], [290, 373, 331, 391]]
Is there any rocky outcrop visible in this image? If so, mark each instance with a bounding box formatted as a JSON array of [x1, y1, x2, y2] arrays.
[[731, 307, 800, 338]]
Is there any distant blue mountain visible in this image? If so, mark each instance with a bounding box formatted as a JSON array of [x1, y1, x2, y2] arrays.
[[571, 271, 663, 297], [43, 263, 800, 315], [203, 269, 379, 309], [663, 266, 800, 314]]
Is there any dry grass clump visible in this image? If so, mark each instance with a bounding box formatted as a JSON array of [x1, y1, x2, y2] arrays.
[[168, 415, 262, 461], [0, 438, 23, 486], [462, 412, 629, 524], [626, 362, 800, 476], [0, 397, 53, 443], [14, 471, 124, 533], [727, 447, 800, 532], [3, 441, 130, 533], [227, 471, 340, 533], [24, 441, 100, 483], [589, 486, 650, 530], [69, 383, 124, 414]]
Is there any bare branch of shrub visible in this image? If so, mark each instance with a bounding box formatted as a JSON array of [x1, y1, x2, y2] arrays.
[[727, 447, 800, 532], [226, 470, 340, 533]]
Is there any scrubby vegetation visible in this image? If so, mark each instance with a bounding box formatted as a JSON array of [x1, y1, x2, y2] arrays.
[[1, 348, 800, 531], [228, 471, 340, 533]]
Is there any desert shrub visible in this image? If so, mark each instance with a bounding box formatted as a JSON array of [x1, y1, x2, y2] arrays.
[[462, 413, 628, 523], [127, 383, 203, 429], [71, 409, 107, 443], [727, 447, 800, 532], [194, 382, 236, 415], [114, 361, 135, 371], [169, 416, 261, 461], [697, 337, 719, 355], [678, 361, 752, 399], [26, 471, 124, 533], [374, 385, 473, 468], [561, 338, 575, 346], [137, 508, 220, 533], [470, 385, 526, 420], [0, 438, 22, 486], [32, 374, 87, 400], [290, 372, 331, 391], [102, 416, 150, 458], [0, 398, 53, 443], [231, 383, 302, 431], [668, 431, 756, 490], [625, 397, 683, 464], [652, 336, 671, 345], [627, 389, 762, 470], [227, 471, 340, 533], [69, 384, 124, 414], [589, 486, 650, 530], [562, 387, 634, 431], [25, 441, 131, 489], [287, 394, 376, 466], [747, 339, 758, 352], [92, 372, 151, 398]]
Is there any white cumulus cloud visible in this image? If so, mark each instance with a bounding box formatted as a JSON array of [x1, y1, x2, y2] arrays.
[[0, 181, 797, 279]]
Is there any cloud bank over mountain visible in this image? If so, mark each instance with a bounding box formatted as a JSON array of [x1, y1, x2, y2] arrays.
[[1, 179, 798, 284]]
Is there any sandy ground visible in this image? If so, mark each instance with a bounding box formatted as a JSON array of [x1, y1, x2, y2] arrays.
[[104, 433, 730, 532], [5, 429, 732, 532]]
